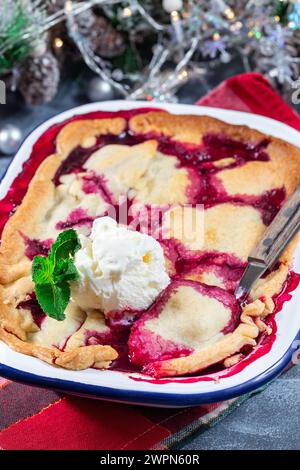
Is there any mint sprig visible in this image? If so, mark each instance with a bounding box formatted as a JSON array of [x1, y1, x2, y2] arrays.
[[32, 229, 81, 321]]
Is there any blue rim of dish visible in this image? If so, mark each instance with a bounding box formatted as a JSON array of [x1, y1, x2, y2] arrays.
[[0, 330, 299, 407], [0, 106, 300, 407]]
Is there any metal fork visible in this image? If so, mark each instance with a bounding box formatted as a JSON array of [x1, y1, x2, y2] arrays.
[[235, 184, 300, 300]]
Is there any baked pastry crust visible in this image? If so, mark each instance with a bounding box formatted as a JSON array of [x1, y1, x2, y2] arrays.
[[0, 118, 125, 370], [1, 110, 300, 376]]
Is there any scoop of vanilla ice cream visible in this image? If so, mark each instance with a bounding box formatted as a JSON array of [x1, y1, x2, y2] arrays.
[[71, 216, 170, 314]]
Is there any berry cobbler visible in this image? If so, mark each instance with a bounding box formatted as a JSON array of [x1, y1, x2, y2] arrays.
[[0, 108, 300, 379]]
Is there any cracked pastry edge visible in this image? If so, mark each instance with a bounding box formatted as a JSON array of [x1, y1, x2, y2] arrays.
[[0, 117, 127, 283], [140, 243, 299, 378], [0, 118, 125, 370], [0, 113, 299, 373], [142, 288, 279, 379], [0, 327, 118, 370], [56, 117, 126, 158], [129, 112, 300, 377], [129, 111, 300, 196], [144, 323, 259, 378], [143, 247, 297, 378]]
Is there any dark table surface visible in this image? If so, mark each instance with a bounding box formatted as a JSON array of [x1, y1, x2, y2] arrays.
[[0, 64, 299, 450]]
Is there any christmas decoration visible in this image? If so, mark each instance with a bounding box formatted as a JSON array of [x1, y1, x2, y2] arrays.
[[77, 12, 125, 59], [162, 0, 183, 13], [0, 0, 47, 73], [0, 0, 300, 105], [49, 5, 125, 63], [86, 76, 116, 101], [0, 124, 23, 155], [17, 51, 60, 105], [288, 0, 300, 29]]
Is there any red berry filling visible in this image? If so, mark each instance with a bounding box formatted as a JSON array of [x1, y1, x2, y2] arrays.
[[129, 279, 240, 368], [17, 293, 46, 328], [20, 233, 53, 260], [1, 109, 290, 377], [55, 208, 95, 230], [81, 172, 114, 204]]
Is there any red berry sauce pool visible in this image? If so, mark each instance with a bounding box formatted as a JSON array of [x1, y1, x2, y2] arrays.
[[1, 108, 298, 382]]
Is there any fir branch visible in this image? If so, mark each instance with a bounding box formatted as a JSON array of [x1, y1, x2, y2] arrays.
[[0, 3, 30, 72], [0, 0, 46, 73]]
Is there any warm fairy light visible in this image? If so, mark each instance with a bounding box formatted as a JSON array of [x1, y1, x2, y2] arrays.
[[213, 32, 221, 41], [230, 21, 242, 32], [274, 15, 280, 22], [64, 0, 73, 12], [224, 8, 235, 20], [178, 68, 188, 80], [54, 37, 63, 48], [248, 31, 254, 38], [122, 7, 132, 17], [171, 10, 180, 22]]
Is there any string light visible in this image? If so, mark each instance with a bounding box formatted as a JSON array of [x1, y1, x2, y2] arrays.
[[178, 68, 188, 80], [2, 0, 300, 104], [224, 8, 235, 21], [53, 37, 63, 48], [230, 21, 242, 32], [64, 0, 73, 13], [170, 10, 180, 22], [170, 9, 184, 44], [122, 7, 132, 18]]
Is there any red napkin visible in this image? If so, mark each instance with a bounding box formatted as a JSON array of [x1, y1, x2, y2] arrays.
[[197, 72, 300, 131], [0, 73, 299, 450]]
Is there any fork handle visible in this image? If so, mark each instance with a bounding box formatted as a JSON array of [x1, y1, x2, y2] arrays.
[[249, 184, 300, 268]]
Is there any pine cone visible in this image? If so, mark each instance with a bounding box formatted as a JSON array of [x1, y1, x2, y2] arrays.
[[18, 51, 60, 106], [75, 10, 125, 59]]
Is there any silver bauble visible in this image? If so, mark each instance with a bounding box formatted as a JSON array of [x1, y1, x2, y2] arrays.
[[0, 124, 23, 155], [162, 0, 183, 13], [87, 78, 115, 102]]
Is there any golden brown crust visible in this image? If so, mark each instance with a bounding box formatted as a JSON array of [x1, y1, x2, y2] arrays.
[[0, 327, 117, 370], [0, 156, 60, 284], [0, 119, 127, 285], [129, 111, 300, 377], [148, 323, 258, 378], [54, 344, 118, 370], [0, 117, 126, 370], [130, 111, 300, 295], [143, 291, 276, 378], [130, 111, 300, 197], [1, 110, 299, 375], [56, 118, 126, 158], [129, 112, 259, 144]]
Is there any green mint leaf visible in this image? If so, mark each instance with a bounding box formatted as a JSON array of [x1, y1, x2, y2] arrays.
[[32, 256, 53, 285], [32, 229, 81, 321], [54, 258, 80, 283], [49, 229, 81, 265], [35, 282, 70, 321]]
